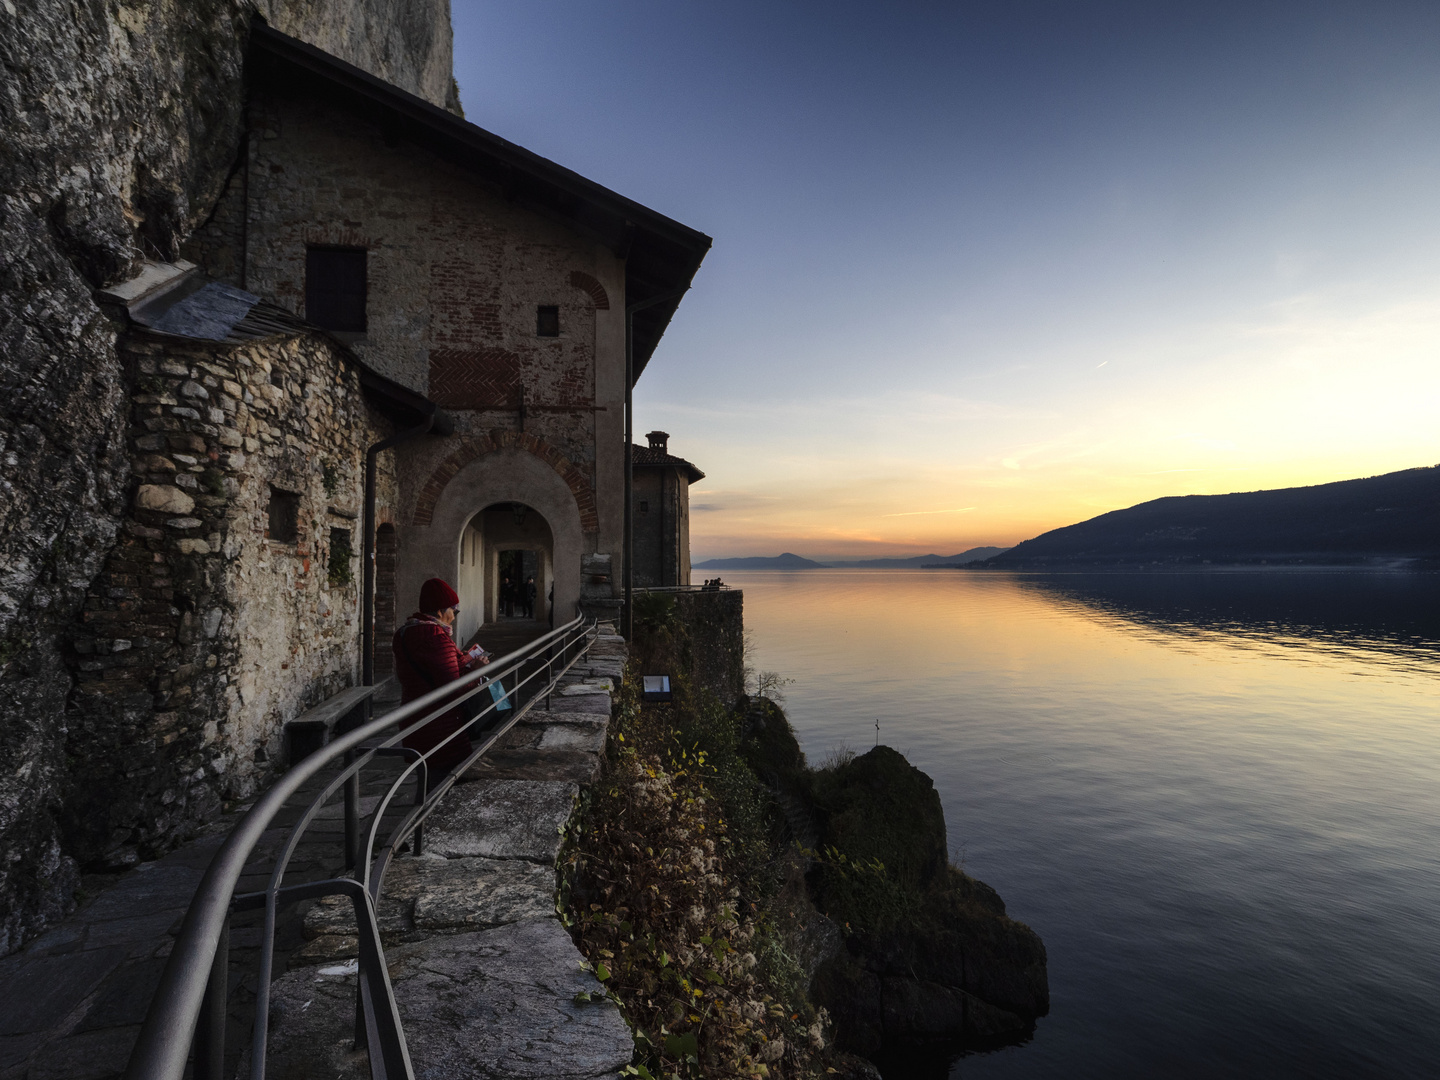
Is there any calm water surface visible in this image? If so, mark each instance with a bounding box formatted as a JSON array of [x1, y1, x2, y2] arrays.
[[725, 569, 1440, 1079]]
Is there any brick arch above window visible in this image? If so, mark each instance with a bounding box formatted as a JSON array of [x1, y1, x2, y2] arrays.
[[568, 270, 611, 311], [412, 431, 600, 534]]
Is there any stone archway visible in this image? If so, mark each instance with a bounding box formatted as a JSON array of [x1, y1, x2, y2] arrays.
[[412, 431, 598, 534], [398, 444, 587, 635]]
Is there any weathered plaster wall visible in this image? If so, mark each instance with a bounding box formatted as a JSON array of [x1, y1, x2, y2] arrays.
[[63, 329, 396, 874], [0, 0, 461, 954]]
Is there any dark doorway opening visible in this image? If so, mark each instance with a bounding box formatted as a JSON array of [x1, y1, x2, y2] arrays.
[[496, 550, 539, 620]]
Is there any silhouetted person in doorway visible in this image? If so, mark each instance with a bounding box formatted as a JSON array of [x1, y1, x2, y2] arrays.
[[523, 576, 537, 619]]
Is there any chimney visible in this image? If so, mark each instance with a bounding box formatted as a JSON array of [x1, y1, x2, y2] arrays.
[[645, 430, 669, 454]]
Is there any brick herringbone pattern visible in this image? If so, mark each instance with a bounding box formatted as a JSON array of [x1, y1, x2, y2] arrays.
[[427, 348, 521, 409]]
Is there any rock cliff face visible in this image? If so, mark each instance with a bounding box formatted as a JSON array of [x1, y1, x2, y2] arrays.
[[0, 0, 458, 954], [262, 0, 461, 113]]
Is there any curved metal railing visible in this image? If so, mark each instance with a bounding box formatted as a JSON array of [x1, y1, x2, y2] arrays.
[[123, 614, 598, 1080]]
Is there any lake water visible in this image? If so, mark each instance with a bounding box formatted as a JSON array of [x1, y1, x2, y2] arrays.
[[725, 569, 1440, 1079]]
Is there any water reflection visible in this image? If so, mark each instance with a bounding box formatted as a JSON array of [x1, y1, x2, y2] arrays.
[[724, 569, 1440, 1080], [1011, 570, 1440, 671]]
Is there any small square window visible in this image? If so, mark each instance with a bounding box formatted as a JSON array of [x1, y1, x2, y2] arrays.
[[306, 246, 367, 332], [267, 487, 301, 543], [638, 500, 649, 514], [328, 527, 354, 586], [536, 305, 559, 337]]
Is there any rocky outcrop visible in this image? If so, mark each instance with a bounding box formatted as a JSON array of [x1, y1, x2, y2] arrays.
[[735, 702, 1049, 1063], [0, 0, 460, 954], [0, 0, 252, 958], [804, 746, 1049, 1057]]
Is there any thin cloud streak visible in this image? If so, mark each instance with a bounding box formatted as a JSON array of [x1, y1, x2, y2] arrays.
[[881, 508, 977, 518]]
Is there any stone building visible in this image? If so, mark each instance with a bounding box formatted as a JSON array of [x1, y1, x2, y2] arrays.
[[0, 4, 708, 952], [632, 431, 705, 588], [187, 25, 711, 648]]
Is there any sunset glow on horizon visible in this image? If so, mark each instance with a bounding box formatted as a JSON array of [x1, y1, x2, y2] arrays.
[[453, 2, 1440, 560]]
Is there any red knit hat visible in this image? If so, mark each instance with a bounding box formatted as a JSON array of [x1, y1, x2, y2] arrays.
[[419, 577, 460, 613]]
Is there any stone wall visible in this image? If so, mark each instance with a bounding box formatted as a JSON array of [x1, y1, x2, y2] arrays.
[[0, 0, 462, 959], [633, 467, 694, 587], [671, 590, 746, 708], [59, 329, 397, 875], [0, 0, 254, 959], [206, 87, 622, 456]]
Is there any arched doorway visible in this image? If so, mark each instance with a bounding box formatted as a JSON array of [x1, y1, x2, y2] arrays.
[[454, 502, 554, 647]]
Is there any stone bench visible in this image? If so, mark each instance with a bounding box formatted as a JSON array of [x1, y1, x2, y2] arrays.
[[284, 685, 379, 765]]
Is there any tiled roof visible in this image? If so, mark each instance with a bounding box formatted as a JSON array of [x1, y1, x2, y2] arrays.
[[633, 445, 705, 483]]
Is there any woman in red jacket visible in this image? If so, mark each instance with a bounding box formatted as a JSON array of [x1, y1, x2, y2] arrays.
[[392, 578, 489, 776]]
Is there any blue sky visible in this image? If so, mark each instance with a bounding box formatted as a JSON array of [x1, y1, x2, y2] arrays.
[[452, 1, 1440, 559]]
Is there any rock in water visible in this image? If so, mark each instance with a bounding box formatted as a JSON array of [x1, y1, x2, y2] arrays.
[[805, 745, 1049, 1056]]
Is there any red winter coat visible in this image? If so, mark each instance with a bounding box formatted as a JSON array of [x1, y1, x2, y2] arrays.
[[392, 613, 476, 775]]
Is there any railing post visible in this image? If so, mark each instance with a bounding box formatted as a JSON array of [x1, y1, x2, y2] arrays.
[[412, 760, 428, 858], [344, 749, 360, 872], [192, 915, 229, 1080]]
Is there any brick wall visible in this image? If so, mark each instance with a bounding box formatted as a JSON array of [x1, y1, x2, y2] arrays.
[[61, 330, 397, 871]]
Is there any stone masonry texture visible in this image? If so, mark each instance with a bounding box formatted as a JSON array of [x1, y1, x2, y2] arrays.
[[0, 0, 458, 953], [60, 328, 398, 877], [185, 82, 626, 546]]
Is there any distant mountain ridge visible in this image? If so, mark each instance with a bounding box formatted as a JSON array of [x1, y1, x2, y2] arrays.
[[693, 552, 827, 570], [693, 547, 1007, 570], [978, 466, 1440, 570], [829, 547, 1008, 568]]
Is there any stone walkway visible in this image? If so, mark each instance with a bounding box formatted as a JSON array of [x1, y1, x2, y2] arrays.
[[0, 626, 629, 1080]]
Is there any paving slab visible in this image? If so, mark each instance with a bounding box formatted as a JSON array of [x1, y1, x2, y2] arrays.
[[423, 781, 578, 863], [302, 855, 554, 943], [409, 857, 556, 931], [525, 710, 610, 728], [463, 749, 602, 784], [0, 948, 127, 1036], [549, 692, 612, 715], [264, 918, 630, 1080], [536, 723, 607, 755]]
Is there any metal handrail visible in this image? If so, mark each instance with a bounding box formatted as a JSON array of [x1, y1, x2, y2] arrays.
[[123, 614, 597, 1080]]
